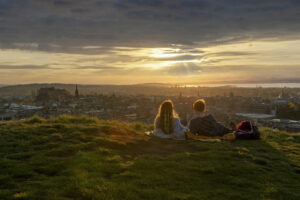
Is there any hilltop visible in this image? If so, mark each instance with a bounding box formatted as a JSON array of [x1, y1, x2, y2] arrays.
[[0, 116, 300, 200]]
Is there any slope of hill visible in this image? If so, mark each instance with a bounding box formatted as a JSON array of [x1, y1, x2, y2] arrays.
[[0, 116, 300, 200]]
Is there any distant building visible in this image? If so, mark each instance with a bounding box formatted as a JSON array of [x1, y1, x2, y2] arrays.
[[125, 113, 137, 121], [75, 84, 79, 98], [0, 110, 16, 121], [278, 88, 290, 99], [36, 87, 70, 103]]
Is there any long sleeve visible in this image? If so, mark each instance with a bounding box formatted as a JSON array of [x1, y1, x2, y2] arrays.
[[178, 119, 188, 132], [173, 118, 187, 139]]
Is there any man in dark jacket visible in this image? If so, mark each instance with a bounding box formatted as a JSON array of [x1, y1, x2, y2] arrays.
[[188, 99, 233, 137]]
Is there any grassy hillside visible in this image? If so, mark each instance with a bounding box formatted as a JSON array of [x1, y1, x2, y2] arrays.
[[0, 116, 300, 200]]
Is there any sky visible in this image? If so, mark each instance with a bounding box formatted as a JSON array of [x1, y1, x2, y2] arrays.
[[0, 0, 300, 85]]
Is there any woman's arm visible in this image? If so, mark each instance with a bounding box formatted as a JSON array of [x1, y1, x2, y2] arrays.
[[174, 118, 186, 131], [172, 118, 188, 139]]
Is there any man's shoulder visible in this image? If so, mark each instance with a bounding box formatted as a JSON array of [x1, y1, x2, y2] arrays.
[[190, 116, 203, 122], [189, 116, 203, 125], [190, 115, 215, 124]]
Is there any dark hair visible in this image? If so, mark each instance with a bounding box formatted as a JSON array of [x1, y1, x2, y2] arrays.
[[157, 100, 176, 134], [193, 99, 206, 112]]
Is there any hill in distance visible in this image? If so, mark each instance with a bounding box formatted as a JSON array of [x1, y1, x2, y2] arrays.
[[0, 115, 300, 200], [1, 83, 300, 97], [0, 83, 170, 97]]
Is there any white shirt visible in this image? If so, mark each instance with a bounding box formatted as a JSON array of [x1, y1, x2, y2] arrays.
[[152, 117, 187, 140]]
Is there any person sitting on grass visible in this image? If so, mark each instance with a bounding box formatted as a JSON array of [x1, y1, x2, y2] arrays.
[[187, 99, 235, 140], [152, 100, 187, 140]]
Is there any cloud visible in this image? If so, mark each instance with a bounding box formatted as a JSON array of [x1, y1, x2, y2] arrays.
[[122, 0, 164, 7], [155, 55, 200, 61], [53, 0, 72, 6], [73, 65, 121, 70], [179, 0, 210, 9], [0, 0, 299, 53], [0, 64, 57, 70], [71, 8, 91, 14], [205, 51, 259, 57], [0, 0, 300, 85], [127, 10, 173, 20], [165, 63, 202, 76]]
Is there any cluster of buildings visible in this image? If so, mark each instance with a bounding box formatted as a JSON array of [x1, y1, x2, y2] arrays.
[[1, 86, 300, 132], [0, 103, 43, 121]]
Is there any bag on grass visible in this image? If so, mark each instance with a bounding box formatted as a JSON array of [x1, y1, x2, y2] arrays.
[[235, 120, 260, 140]]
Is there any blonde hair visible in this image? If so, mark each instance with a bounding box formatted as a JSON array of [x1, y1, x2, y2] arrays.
[[155, 100, 178, 134]]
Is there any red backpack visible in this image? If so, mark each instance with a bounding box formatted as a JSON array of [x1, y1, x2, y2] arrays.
[[235, 120, 260, 139]]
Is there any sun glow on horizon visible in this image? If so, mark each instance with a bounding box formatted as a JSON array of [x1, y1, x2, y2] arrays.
[[1, 39, 300, 84], [149, 48, 181, 58]]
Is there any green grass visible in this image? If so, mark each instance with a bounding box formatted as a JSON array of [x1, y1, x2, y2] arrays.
[[0, 115, 300, 200]]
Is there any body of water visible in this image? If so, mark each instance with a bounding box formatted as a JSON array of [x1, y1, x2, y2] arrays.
[[185, 83, 300, 88]]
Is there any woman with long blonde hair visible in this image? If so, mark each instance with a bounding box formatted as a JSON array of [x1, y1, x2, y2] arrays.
[[152, 100, 187, 139]]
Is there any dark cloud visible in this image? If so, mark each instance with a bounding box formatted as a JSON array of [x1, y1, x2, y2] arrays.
[[123, 0, 164, 7], [53, 0, 72, 6], [179, 0, 210, 9], [0, 0, 299, 52], [71, 8, 91, 14], [127, 10, 173, 20], [0, 0, 27, 16], [0, 0, 27, 8], [204, 51, 259, 57]]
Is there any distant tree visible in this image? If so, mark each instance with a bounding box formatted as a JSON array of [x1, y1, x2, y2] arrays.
[[276, 103, 300, 120], [289, 102, 295, 109]]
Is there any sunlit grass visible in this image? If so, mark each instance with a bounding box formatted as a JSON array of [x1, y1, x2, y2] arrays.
[[0, 116, 299, 199]]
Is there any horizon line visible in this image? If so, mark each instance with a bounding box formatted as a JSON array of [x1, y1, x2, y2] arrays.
[[1, 82, 300, 88]]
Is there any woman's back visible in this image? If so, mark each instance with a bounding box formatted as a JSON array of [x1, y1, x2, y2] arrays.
[[152, 100, 187, 139], [153, 117, 187, 139]]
